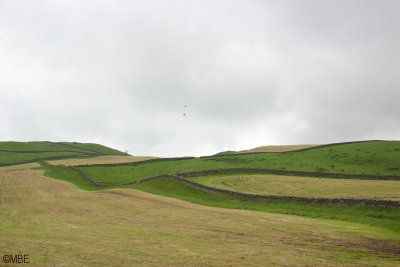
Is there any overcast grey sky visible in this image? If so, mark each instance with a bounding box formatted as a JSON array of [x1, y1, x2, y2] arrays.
[[1, 0, 399, 156]]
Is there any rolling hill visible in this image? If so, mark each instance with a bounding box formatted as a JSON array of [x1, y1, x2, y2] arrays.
[[0, 141, 127, 166]]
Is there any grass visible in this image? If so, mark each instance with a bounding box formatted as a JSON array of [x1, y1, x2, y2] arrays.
[[0, 151, 88, 166], [77, 140, 400, 185], [48, 155, 156, 166], [40, 163, 400, 238], [1, 166, 400, 266], [40, 140, 400, 237], [193, 174, 400, 201], [133, 177, 400, 237], [0, 141, 126, 166], [56, 142, 127, 155], [240, 144, 317, 153], [42, 163, 96, 191]]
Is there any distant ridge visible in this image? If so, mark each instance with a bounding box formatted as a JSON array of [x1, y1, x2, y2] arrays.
[[240, 144, 317, 153]]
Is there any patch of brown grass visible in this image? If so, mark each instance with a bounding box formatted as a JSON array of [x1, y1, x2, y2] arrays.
[[241, 144, 317, 153], [195, 174, 400, 201], [47, 155, 156, 166], [1, 167, 399, 266], [0, 162, 40, 172]]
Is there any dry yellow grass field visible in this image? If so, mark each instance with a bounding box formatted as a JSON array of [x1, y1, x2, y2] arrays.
[[195, 174, 400, 201], [0, 162, 40, 171], [47, 155, 156, 166], [240, 144, 317, 153], [1, 165, 400, 266]]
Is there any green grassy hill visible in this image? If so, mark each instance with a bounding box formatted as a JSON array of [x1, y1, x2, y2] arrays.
[[0, 141, 126, 166]]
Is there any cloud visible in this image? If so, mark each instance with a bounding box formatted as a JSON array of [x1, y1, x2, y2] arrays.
[[1, 0, 399, 156]]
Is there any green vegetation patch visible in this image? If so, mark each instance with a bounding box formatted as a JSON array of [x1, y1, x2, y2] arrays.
[[41, 163, 96, 191]]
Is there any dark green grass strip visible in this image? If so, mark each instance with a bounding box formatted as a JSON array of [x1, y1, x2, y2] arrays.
[[134, 176, 400, 237], [41, 162, 97, 191]]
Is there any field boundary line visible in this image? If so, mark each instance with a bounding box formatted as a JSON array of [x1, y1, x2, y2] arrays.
[[172, 175, 400, 208], [176, 168, 400, 181]]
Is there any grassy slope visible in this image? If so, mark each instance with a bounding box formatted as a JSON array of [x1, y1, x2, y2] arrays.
[[43, 163, 96, 191], [3, 167, 399, 266], [48, 155, 156, 167], [0, 151, 87, 166], [134, 177, 400, 238], [57, 142, 127, 155], [240, 144, 317, 153], [42, 163, 400, 238], [193, 174, 400, 200], [79, 140, 400, 185], [0, 141, 125, 166], [40, 140, 400, 241]]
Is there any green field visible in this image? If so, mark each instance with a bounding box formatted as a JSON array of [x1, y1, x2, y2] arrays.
[[0, 141, 126, 166]]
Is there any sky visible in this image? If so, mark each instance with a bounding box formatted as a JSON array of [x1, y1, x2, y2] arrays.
[[1, 0, 399, 156]]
